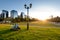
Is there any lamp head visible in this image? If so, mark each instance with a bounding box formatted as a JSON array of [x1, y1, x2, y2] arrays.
[[30, 3, 32, 8], [24, 4, 27, 8]]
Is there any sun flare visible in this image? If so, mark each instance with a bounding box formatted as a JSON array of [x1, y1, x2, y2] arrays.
[[30, 6, 60, 20]]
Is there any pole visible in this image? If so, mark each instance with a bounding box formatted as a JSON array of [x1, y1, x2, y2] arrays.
[[24, 3, 32, 30], [27, 7, 29, 30]]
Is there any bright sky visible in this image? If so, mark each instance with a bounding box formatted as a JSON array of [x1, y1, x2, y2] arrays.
[[0, 0, 60, 20]]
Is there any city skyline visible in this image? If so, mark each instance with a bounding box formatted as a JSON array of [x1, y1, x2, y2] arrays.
[[0, 0, 60, 20], [0, 10, 26, 19]]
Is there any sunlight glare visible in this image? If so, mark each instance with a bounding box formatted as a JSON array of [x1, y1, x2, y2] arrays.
[[30, 6, 60, 20]]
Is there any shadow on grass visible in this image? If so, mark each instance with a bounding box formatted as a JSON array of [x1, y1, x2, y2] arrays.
[[0, 29, 14, 40], [0, 28, 28, 39], [0, 29, 14, 34], [0, 28, 28, 35]]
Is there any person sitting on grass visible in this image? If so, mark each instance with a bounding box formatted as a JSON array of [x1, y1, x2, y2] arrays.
[[11, 23, 20, 31]]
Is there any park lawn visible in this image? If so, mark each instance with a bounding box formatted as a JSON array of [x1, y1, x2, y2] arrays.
[[0, 22, 60, 40]]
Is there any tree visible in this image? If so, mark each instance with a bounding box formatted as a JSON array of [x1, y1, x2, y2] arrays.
[[47, 16, 60, 23]]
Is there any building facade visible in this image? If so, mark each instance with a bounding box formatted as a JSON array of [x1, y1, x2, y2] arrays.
[[10, 10, 18, 18], [1, 10, 9, 18]]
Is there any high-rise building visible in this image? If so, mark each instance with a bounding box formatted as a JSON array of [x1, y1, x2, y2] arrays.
[[2, 10, 9, 18], [0, 13, 4, 18], [0, 14, 1, 18], [10, 10, 18, 18], [20, 12, 25, 18]]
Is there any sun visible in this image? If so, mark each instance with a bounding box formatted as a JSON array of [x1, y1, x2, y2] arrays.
[[30, 6, 59, 20]]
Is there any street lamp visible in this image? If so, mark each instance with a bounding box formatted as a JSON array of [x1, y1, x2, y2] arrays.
[[24, 3, 32, 30]]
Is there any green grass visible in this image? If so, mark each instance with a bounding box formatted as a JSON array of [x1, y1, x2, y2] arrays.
[[0, 21, 60, 40]]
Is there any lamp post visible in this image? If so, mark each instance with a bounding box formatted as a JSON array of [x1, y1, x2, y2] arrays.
[[24, 3, 32, 30]]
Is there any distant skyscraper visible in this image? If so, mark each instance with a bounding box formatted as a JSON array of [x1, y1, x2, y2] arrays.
[[1, 13, 4, 18], [20, 12, 25, 18], [2, 10, 9, 18], [20, 12, 24, 21], [0, 14, 1, 18], [20, 12, 24, 18], [10, 10, 18, 18]]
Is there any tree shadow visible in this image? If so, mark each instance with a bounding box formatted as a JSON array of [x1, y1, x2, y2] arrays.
[[0, 29, 12, 34], [0, 28, 29, 40], [0, 28, 28, 35], [0, 29, 14, 34]]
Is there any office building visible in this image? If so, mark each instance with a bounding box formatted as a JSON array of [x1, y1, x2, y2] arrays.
[[10, 10, 18, 18], [2, 10, 9, 18]]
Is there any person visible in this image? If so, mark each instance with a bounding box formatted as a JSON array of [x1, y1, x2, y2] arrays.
[[15, 24, 20, 29], [11, 23, 20, 31]]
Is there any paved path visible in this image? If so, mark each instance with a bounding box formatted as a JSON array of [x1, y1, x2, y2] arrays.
[[19, 22, 60, 28], [49, 22, 60, 26]]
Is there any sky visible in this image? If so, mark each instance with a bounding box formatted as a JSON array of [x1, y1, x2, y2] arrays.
[[0, 0, 60, 20]]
